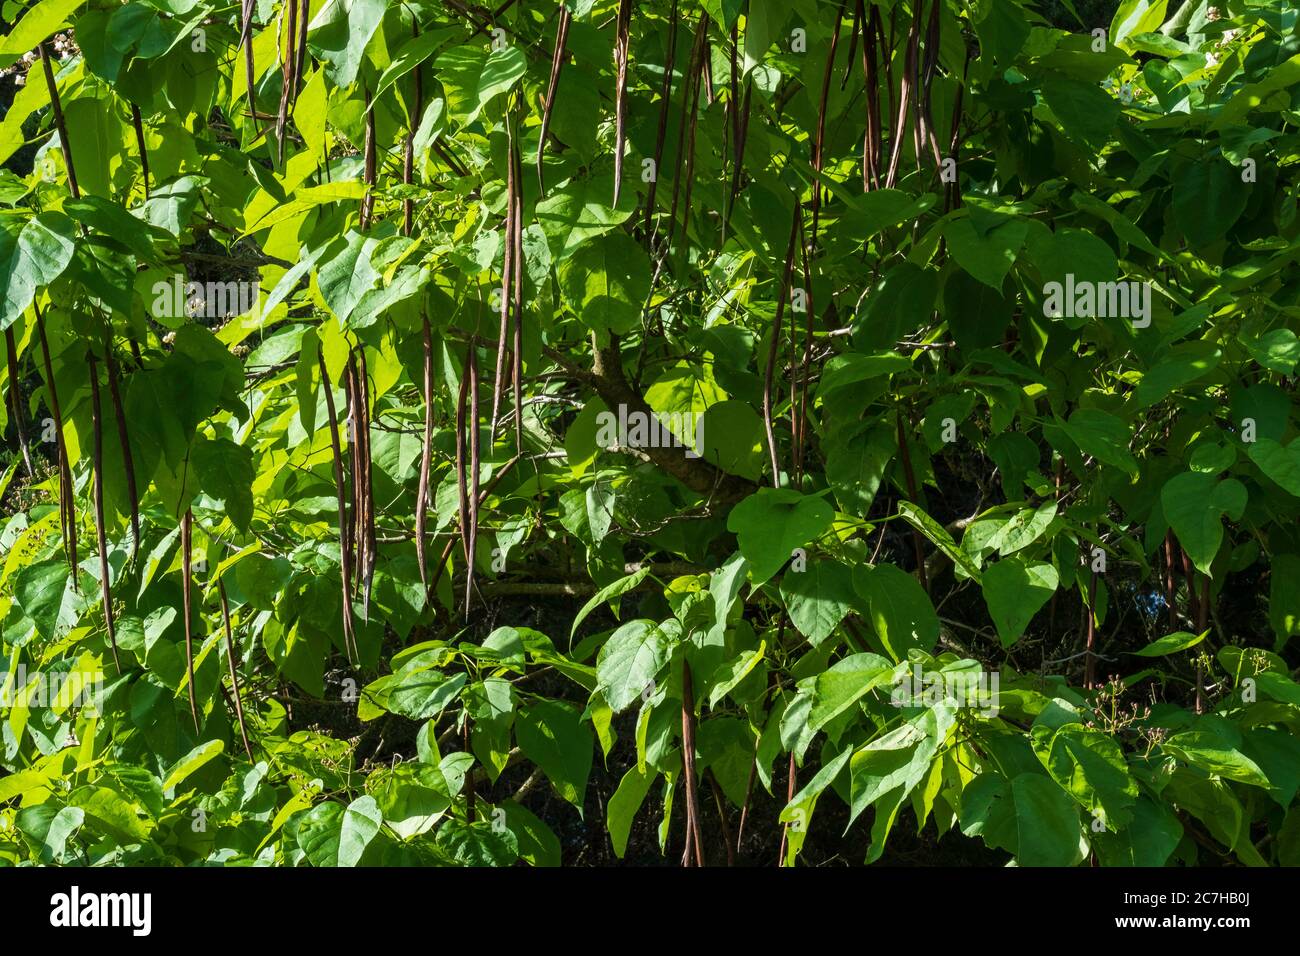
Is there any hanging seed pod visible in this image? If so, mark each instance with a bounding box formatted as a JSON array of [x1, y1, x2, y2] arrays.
[[360, 87, 377, 228], [130, 104, 150, 199], [510, 134, 525, 455], [295, 0, 309, 93], [39, 42, 80, 199], [404, 22, 424, 238], [415, 315, 435, 593], [317, 353, 358, 663], [491, 111, 518, 440], [240, 0, 260, 131], [356, 347, 377, 611], [180, 508, 200, 734], [217, 579, 254, 760], [34, 304, 76, 581], [102, 337, 140, 554], [612, 0, 634, 205], [4, 327, 33, 477], [762, 205, 801, 487], [668, 16, 710, 251], [537, 5, 572, 190], [275, 0, 298, 163], [86, 350, 120, 672], [465, 345, 481, 618], [643, 0, 679, 238]]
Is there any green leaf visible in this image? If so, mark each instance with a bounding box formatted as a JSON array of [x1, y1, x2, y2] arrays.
[[1032, 723, 1137, 828], [1135, 341, 1222, 408], [1173, 159, 1249, 248], [607, 765, 656, 858], [193, 436, 255, 533], [1056, 409, 1139, 477], [959, 771, 1085, 866], [981, 558, 1058, 648], [595, 619, 673, 712], [1040, 72, 1120, 151], [70, 786, 153, 845], [1161, 472, 1247, 574], [338, 795, 382, 867], [897, 501, 983, 582], [557, 231, 651, 333], [471, 46, 527, 122], [1131, 630, 1207, 657], [780, 561, 859, 646], [0, 0, 84, 66], [808, 652, 894, 734], [570, 567, 652, 642], [1248, 438, 1300, 498], [535, 174, 634, 260], [853, 564, 939, 661], [162, 739, 225, 791], [307, 0, 388, 89], [516, 699, 593, 811], [0, 213, 77, 331], [945, 214, 1027, 291], [726, 488, 834, 586], [1163, 730, 1271, 787]]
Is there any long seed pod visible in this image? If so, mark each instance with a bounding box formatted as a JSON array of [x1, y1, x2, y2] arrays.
[[180, 508, 200, 734], [811, 2, 845, 250], [861, 2, 884, 190], [722, 82, 752, 243], [428, 453, 522, 599], [4, 327, 33, 476], [275, 0, 298, 162], [680, 661, 705, 867], [39, 42, 80, 199], [792, 215, 816, 483], [676, 16, 711, 250], [885, 8, 921, 187], [296, 0, 310, 93], [217, 579, 254, 760], [612, 0, 634, 205], [919, 0, 943, 168], [666, 16, 709, 251], [34, 304, 76, 580], [465, 345, 482, 617], [762, 206, 801, 487], [491, 110, 518, 439], [360, 87, 377, 229], [130, 104, 150, 199], [86, 351, 120, 672], [404, 22, 424, 237], [357, 346, 377, 610], [454, 345, 473, 606], [317, 353, 358, 663], [415, 315, 435, 592], [102, 337, 140, 553], [536, 4, 572, 190], [240, 0, 260, 131], [643, 0, 679, 238], [841, 0, 862, 91], [510, 137, 525, 455]]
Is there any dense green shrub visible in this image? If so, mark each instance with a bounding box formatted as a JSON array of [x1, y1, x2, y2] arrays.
[[1, 0, 1299, 867]]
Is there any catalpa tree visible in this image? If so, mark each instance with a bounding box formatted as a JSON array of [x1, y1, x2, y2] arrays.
[[0, 0, 1298, 868]]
